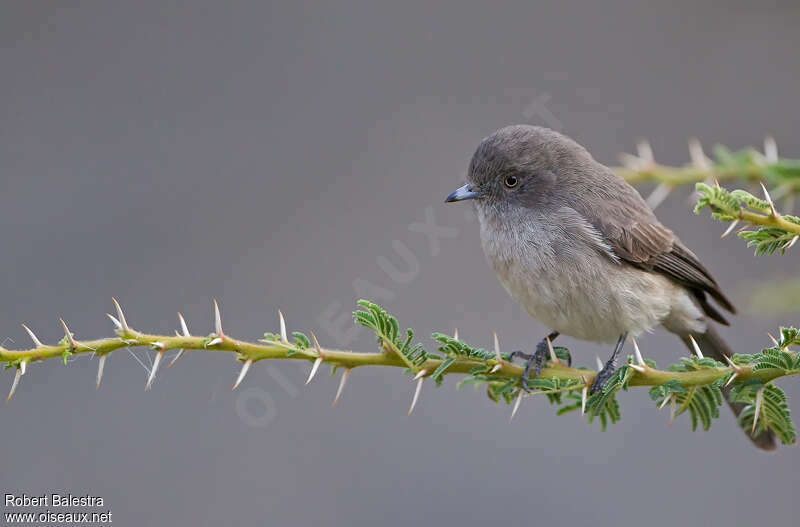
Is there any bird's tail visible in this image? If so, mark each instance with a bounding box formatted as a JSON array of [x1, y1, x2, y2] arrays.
[[679, 325, 777, 451]]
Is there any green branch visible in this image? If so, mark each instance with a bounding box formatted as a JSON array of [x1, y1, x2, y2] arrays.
[[613, 139, 800, 193], [2, 300, 799, 445]]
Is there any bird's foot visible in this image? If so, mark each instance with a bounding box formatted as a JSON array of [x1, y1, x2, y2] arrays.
[[590, 360, 617, 395], [508, 336, 566, 392]]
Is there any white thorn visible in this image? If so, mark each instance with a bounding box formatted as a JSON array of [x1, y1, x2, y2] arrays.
[[725, 372, 739, 387], [619, 152, 643, 169], [167, 350, 185, 368], [581, 385, 588, 416], [310, 331, 325, 359], [764, 136, 778, 164], [493, 330, 503, 372], [408, 377, 424, 416], [213, 299, 223, 337], [232, 359, 253, 390], [645, 182, 672, 210], [96, 355, 107, 390], [146, 351, 163, 390], [688, 335, 703, 359], [785, 235, 799, 250], [628, 363, 646, 373], [7, 368, 22, 402], [106, 313, 122, 330], [453, 328, 459, 341], [546, 336, 559, 364], [688, 137, 710, 169], [722, 354, 742, 372], [413, 369, 427, 381], [721, 220, 740, 238], [59, 318, 77, 350], [306, 358, 323, 385], [767, 332, 780, 347], [636, 139, 654, 164], [111, 298, 130, 332], [659, 393, 672, 410], [752, 388, 764, 434], [669, 394, 676, 427], [178, 312, 190, 337], [632, 337, 646, 367], [19, 361, 26, 376], [510, 391, 524, 423], [279, 310, 288, 344], [595, 356, 604, 372], [760, 182, 777, 216], [332, 368, 350, 407], [206, 337, 223, 347], [21, 324, 44, 348]]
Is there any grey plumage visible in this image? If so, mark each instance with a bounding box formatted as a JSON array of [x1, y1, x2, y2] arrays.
[[448, 124, 775, 450]]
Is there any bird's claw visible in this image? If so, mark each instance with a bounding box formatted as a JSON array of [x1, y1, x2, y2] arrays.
[[590, 361, 616, 394]]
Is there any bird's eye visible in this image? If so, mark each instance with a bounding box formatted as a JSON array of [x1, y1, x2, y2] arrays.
[[503, 175, 518, 188]]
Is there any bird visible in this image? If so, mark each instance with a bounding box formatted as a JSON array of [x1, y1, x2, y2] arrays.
[[445, 124, 775, 450]]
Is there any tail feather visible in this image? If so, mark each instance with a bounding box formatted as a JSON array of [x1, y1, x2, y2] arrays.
[[679, 325, 777, 451]]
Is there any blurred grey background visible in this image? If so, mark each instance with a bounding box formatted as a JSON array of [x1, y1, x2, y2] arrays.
[[2, 1, 799, 526]]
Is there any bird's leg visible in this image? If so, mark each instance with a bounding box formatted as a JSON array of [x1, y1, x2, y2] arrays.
[[508, 331, 560, 392], [590, 333, 628, 394]]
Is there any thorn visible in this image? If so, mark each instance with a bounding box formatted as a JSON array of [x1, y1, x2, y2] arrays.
[[724, 372, 738, 387], [213, 299, 224, 338], [784, 235, 799, 250], [310, 331, 325, 359], [688, 137, 710, 169], [764, 136, 778, 164], [413, 369, 427, 381], [688, 335, 704, 359], [178, 312, 190, 336], [632, 337, 646, 367], [595, 356, 603, 372], [453, 328, 459, 341], [492, 330, 503, 372], [722, 354, 742, 372], [408, 376, 424, 415], [167, 313, 191, 368], [19, 361, 26, 376], [59, 318, 77, 350], [619, 152, 643, 170], [111, 298, 131, 333], [232, 359, 253, 390], [767, 333, 780, 347], [96, 355, 107, 390], [580, 377, 588, 417], [332, 368, 350, 407], [669, 394, 676, 427], [106, 313, 122, 330], [205, 337, 223, 347], [546, 335, 559, 364], [510, 390, 524, 423], [713, 178, 721, 189], [146, 351, 163, 390], [752, 387, 764, 434], [279, 310, 288, 344], [659, 393, 672, 410], [636, 139, 654, 165], [167, 350, 184, 368], [721, 220, 739, 238], [645, 182, 672, 210], [306, 358, 323, 385], [628, 363, 646, 373], [6, 368, 22, 402], [760, 182, 777, 216], [21, 324, 44, 348]]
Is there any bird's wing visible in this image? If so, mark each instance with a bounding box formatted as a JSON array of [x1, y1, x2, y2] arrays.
[[573, 175, 735, 324]]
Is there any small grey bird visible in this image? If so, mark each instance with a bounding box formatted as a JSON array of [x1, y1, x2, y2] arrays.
[[445, 124, 775, 450]]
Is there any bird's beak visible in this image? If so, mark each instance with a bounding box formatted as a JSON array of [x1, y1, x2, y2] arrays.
[[445, 183, 482, 203]]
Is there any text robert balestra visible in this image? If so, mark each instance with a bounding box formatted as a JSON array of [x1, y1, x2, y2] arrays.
[[5, 493, 105, 507]]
